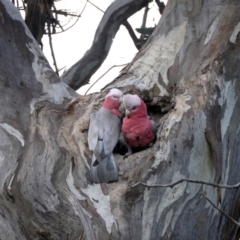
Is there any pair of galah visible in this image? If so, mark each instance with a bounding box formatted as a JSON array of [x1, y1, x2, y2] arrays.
[[87, 88, 156, 184]]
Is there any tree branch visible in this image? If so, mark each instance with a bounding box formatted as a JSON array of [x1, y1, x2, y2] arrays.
[[155, 0, 165, 15], [52, 1, 87, 34], [88, 1, 141, 50], [140, 4, 149, 41], [51, 10, 81, 17], [122, 21, 140, 49], [202, 194, 240, 227], [61, 0, 149, 90], [84, 63, 128, 95], [87, 0, 104, 12], [47, 21, 59, 76], [132, 178, 240, 189]]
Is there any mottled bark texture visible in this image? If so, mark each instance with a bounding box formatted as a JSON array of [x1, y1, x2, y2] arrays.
[[60, 0, 149, 90], [1, 0, 240, 240]]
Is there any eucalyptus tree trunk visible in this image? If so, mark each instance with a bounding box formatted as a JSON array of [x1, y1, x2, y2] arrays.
[[1, 0, 240, 240]]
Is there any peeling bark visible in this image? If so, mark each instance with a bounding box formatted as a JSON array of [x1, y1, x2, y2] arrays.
[[1, 0, 240, 240]]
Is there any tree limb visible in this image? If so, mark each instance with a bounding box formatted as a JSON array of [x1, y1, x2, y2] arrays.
[[132, 178, 240, 189], [123, 21, 141, 49], [88, 1, 141, 50], [61, 0, 149, 90]]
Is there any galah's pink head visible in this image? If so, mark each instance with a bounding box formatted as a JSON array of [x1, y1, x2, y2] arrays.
[[122, 94, 147, 118], [103, 88, 123, 110]]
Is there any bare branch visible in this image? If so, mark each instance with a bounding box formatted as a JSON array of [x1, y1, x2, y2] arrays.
[[202, 194, 240, 227], [87, 0, 104, 13], [58, 66, 66, 74], [132, 178, 240, 189], [53, 1, 87, 34], [122, 21, 140, 49], [47, 22, 59, 76], [155, 0, 165, 14], [52, 10, 81, 17], [84, 63, 128, 95], [140, 4, 149, 41], [61, 0, 149, 90], [88, 1, 140, 50]]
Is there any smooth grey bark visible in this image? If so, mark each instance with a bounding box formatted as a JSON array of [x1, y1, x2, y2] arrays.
[[1, 0, 240, 240], [60, 0, 149, 90]]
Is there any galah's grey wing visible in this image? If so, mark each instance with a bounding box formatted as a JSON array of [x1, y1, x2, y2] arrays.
[[101, 110, 121, 156], [88, 111, 106, 162], [88, 108, 120, 183], [97, 154, 118, 183], [88, 113, 98, 151]]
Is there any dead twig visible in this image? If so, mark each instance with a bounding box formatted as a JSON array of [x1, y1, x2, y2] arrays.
[[132, 178, 240, 189], [133, 178, 240, 227], [87, 0, 104, 13], [53, 0, 87, 34], [202, 194, 240, 227], [52, 10, 80, 17], [84, 63, 129, 95]]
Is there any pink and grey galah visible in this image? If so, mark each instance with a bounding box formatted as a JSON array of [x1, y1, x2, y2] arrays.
[[121, 94, 156, 156], [88, 88, 123, 183]]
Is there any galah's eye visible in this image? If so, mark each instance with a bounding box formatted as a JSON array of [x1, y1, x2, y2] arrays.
[[131, 106, 137, 110], [112, 95, 118, 98]]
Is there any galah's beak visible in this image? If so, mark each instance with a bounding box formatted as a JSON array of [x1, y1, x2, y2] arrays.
[[119, 96, 123, 103], [125, 109, 131, 116]]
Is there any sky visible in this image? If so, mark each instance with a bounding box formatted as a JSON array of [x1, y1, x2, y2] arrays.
[[41, 0, 167, 95]]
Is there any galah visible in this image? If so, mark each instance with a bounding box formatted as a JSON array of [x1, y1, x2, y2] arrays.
[[121, 94, 156, 156], [88, 88, 123, 183]]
